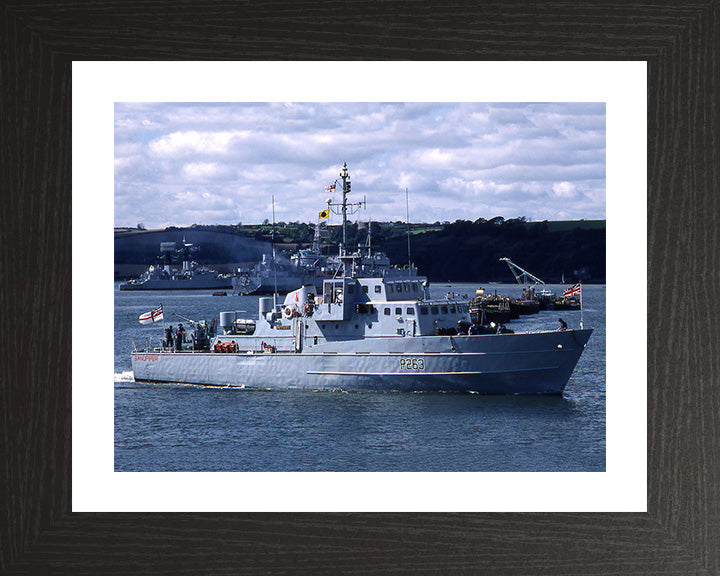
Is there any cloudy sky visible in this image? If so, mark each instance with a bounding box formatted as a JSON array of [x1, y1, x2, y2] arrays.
[[114, 102, 605, 228]]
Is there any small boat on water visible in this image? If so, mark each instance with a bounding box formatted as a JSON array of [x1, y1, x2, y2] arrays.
[[131, 164, 592, 394], [553, 297, 581, 310], [468, 288, 514, 324]]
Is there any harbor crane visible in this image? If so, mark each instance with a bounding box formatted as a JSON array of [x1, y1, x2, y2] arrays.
[[500, 257, 545, 285]]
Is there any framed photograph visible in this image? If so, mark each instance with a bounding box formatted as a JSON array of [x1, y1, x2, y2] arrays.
[[77, 62, 640, 515], [3, 2, 717, 573], [109, 98, 610, 480]]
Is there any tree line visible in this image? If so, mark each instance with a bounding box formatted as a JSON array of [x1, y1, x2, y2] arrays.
[[119, 218, 605, 283]]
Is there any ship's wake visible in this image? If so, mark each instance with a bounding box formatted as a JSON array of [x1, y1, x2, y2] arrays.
[[114, 370, 135, 383]]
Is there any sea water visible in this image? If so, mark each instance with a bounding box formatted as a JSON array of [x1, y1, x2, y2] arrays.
[[114, 283, 605, 472]]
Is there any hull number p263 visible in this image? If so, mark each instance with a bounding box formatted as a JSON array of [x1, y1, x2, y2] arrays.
[[399, 358, 425, 371]]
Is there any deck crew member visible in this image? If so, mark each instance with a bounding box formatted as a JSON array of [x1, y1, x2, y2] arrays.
[[176, 324, 185, 350], [557, 318, 568, 331]]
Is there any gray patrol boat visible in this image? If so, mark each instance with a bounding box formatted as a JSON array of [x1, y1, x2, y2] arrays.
[[131, 164, 592, 394]]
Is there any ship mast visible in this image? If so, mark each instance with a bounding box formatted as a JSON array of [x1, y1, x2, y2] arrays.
[[406, 187, 412, 276], [326, 162, 365, 275], [272, 194, 278, 306], [341, 162, 349, 251]]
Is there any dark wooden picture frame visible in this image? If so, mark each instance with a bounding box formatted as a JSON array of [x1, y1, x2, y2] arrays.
[[2, 2, 718, 574]]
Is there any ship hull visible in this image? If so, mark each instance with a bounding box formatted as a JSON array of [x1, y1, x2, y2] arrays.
[[131, 329, 592, 394], [232, 273, 321, 295], [120, 277, 233, 291]]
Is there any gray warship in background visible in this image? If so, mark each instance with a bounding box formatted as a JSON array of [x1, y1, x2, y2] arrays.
[[131, 164, 592, 394], [119, 238, 233, 291], [233, 216, 418, 295], [231, 224, 334, 295]]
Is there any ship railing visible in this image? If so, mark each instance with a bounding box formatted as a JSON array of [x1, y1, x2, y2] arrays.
[[423, 297, 471, 305], [131, 340, 296, 355]]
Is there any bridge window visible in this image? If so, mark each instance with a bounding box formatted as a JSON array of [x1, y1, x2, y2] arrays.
[[441, 306, 448, 314], [388, 284, 394, 293], [420, 307, 428, 315], [374, 285, 381, 293], [431, 306, 438, 315], [362, 285, 368, 293], [395, 307, 402, 315], [384, 307, 391, 315], [412, 283, 418, 292], [449, 306, 456, 313], [406, 307, 415, 315]]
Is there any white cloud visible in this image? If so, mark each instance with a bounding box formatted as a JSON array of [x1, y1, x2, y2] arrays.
[[182, 162, 235, 181], [115, 102, 606, 227], [150, 130, 246, 157], [552, 181, 577, 198]]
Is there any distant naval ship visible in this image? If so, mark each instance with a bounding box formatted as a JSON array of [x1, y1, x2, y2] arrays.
[[119, 238, 233, 291], [233, 219, 417, 295], [131, 164, 592, 394]]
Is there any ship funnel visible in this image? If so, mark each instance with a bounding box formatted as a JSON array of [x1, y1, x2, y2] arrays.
[[259, 297, 273, 319], [219, 311, 236, 331]]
